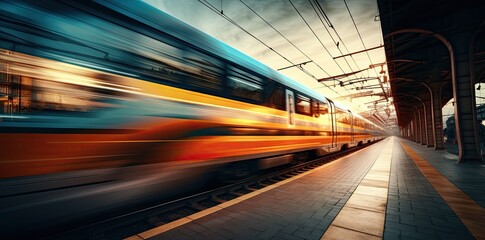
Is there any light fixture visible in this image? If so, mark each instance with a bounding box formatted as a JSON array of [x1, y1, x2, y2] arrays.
[[379, 65, 386, 74]]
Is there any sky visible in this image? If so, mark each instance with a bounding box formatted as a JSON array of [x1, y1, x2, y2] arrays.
[[144, 0, 395, 127]]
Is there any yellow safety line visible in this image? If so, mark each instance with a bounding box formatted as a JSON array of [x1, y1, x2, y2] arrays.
[[124, 143, 376, 240], [321, 137, 394, 240], [400, 140, 485, 240]]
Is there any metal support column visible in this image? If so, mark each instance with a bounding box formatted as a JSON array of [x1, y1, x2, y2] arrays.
[[416, 108, 423, 143], [412, 115, 416, 142], [452, 32, 482, 163], [419, 107, 426, 145], [406, 123, 411, 140], [432, 84, 445, 150], [423, 98, 434, 147], [412, 113, 418, 143], [424, 82, 445, 150]]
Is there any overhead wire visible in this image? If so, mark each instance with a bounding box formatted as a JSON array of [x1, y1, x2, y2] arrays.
[[288, 0, 355, 94], [343, 0, 388, 99], [239, 0, 333, 81], [311, 0, 387, 119], [310, 0, 366, 83], [308, 0, 382, 115], [343, 0, 376, 74], [197, 0, 291, 64], [315, 1, 333, 28], [197, 0, 342, 96], [375, 2, 392, 95]]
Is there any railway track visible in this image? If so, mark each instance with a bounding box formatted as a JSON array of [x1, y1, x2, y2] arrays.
[[46, 141, 378, 240]]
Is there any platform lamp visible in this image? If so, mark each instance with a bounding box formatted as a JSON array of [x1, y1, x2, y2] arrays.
[[379, 65, 386, 75]]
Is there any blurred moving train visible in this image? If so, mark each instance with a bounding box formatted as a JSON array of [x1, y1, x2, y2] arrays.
[[0, 0, 386, 236]]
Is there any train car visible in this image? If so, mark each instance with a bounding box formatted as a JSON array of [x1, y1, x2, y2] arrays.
[[0, 0, 385, 236], [353, 112, 384, 145]]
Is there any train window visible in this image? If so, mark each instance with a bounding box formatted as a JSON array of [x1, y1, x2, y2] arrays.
[[118, 32, 225, 93], [312, 100, 319, 117], [0, 49, 129, 115], [130, 36, 188, 84], [316, 101, 331, 131], [336, 108, 350, 124], [182, 51, 224, 91], [268, 84, 285, 110], [354, 118, 361, 127], [296, 94, 311, 116], [31, 80, 113, 112], [319, 102, 329, 115], [227, 67, 263, 102]]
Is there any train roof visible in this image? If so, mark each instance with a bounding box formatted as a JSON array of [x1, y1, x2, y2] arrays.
[[1, 0, 329, 104], [96, 0, 330, 104]]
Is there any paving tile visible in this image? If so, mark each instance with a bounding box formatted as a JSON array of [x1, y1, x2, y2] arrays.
[[353, 185, 388, 197], [321, 225, 380, 240], [331, 207, 385, 236], [400, 229, 437, 240], [360, 179, 389, 188], [366, 169, 390, 175], [385, 221, 417, 233], [151, 229, 193, 240], [184, 222, 208, 233], [383, 140, 476, 240], [415, 226, 436, 235], [269, 232, 306, 240], [256, 225, 283, 239], [280, 223, 301, 234], [345, 193, 387, 213], [383, 231, 401, 240], [436, 231, 474, 240], [386, 212, 400, 223], [384, 224, 401, 235], [364, 173, 391, 182], [399, 213, 415, 225], [131, 139, 402, 240]]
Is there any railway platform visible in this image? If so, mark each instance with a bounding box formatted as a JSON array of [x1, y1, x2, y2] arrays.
[[126, 137, 485, 240]]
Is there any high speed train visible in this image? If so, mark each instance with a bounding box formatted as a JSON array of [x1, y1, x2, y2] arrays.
[[0, 0, 386, 237]]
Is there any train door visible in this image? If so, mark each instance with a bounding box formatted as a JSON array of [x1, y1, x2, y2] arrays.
[[329, 101, 337, 148], [349, 110, 354, 144], [286, 90, 295, 125]]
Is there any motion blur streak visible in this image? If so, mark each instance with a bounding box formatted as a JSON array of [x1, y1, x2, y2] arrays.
[[0, 0, 386, 238]]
